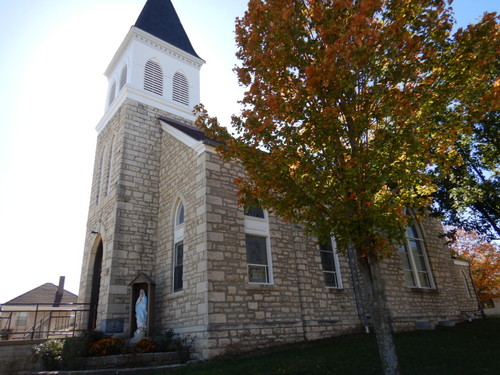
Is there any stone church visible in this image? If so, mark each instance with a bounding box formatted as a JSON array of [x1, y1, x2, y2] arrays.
[[78, 0, 479, 359]]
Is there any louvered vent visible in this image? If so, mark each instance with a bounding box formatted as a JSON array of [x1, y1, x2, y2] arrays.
[[172, 72, 189, 106], [144, 59, 163, 95], [119, 65, 127, 90], [108, 82, 116, 106]]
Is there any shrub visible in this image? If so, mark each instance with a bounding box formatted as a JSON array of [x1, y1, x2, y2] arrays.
[[88, 337, 127, 356], [174, 335, 195, 363], [153, 329, 177, 352], [32, 339, 64, 370]]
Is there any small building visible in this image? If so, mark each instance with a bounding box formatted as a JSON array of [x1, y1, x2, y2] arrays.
[[77, 0, 480, 359], [0, 277, 78, 340]]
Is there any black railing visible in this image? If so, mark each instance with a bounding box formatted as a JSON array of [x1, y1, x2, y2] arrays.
[[0, 303, 95, 341]]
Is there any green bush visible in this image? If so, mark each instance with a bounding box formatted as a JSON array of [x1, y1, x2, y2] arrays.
[[32, 339, 64, 370]]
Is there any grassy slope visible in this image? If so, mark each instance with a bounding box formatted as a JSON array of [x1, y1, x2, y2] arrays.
[[153, 317, 500, 375]]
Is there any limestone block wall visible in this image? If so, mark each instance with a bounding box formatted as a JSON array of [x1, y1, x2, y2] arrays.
[[79, 104, 125, 330], [155, 126, 209, 348], [200, 150, 479, 357], [79, 99, 191, 335], [203, 152, 363, 357]]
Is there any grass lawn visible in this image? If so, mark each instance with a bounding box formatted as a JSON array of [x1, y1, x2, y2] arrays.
[[151, 317, 500, 375]]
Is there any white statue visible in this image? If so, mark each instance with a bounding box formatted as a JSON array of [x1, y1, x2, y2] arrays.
[[135, 289, 148, 334]]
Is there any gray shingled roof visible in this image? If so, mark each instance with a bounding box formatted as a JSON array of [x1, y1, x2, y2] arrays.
[[135, 0, 201, 59], [3, 283, 78, 305]]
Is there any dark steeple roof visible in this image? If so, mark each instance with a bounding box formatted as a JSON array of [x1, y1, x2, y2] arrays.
[[135, 0, 201, 59]]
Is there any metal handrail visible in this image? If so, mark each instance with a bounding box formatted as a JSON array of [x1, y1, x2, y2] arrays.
[[0, 303, 95, 341]]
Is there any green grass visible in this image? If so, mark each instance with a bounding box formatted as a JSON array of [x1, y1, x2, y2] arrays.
[[151, 317, 500, 375]]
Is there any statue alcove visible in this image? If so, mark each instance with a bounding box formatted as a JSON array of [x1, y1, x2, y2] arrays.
[[129, 272, 155, 338]]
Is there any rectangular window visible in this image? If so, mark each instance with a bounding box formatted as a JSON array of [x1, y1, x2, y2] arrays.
[[319, 239, 341, 288], [173, 242, 183, 291], [16, 312, 28, 328], [246, 235, 270, 283], [398, 225, 433, 288]]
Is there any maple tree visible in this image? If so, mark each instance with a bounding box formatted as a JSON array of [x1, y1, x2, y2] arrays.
[[450, 228, 500, 303], [195, 1, 499, 374]]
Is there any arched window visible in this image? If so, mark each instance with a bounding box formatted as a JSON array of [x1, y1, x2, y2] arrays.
[[144, 59, 163, 95], [96, 150, 105, 205], [105, 137, 115, 196], [108, 81, 116, 106], [319, 237, 342, 288], [461, 270, 472, 298], [119, 65, 127, 91], [244, 205, 273, 284], [172, 71, 189, 106], [173, 201, 185, 292], [176, 202, 184, 226], [398, 224, 434, 288]]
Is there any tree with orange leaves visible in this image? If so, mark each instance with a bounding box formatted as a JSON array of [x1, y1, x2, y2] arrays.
[[450, 228, 500, 303], [196, 1, 499, 374]]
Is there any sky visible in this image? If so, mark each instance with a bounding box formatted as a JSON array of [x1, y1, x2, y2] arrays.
[[0, 0, 498, 304]]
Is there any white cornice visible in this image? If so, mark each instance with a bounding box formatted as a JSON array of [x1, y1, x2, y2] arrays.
[[104, 26, 205, 77], [96, 86, 195, 133], [160, 119, 201, 149], [159, 119, 217, 156]]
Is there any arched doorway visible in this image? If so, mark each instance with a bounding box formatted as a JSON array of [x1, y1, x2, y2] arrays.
[[88, 240, 103, 330]]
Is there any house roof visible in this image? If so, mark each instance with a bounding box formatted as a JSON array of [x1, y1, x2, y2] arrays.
[[159, 116, 222, 146], [134, 0, 201, 59], [2, 283, 78, 305]]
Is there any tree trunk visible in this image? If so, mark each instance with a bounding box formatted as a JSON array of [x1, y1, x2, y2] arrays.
[[357, 252, 400, 375]]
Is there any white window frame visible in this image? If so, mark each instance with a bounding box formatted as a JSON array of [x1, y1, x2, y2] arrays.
[[144, 59, 163, 96], [244, 207, 273, 284], [96, 150, 105, 205], [172, 71, 189, 106], [461, 270, 472, 299], [108, 81, 116, 106], [119, 65, 128, 91], [173, 200, 185, 292], [105, 136, 115, 196], [399, 224, 435, 289], [318, 237, 342, 289]]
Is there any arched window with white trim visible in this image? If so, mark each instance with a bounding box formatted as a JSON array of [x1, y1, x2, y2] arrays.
[[318, 237, 342, 288], [144, 59, 163, 95], [105, 137, 115, 196], [399, 224, 434, 288], [244, 204, 273, 284], [119, 65, 127, 91], [173, 200, 185, 292], [108, 81, 116, 106], [96, 150, 105, 205], [461, 270, 472, 299], [172, 71, 189, 106]]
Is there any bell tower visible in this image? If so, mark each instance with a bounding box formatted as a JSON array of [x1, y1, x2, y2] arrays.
[[78, 0, 204, 335]]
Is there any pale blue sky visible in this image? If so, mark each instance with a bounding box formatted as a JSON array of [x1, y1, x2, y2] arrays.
[[0, 0, 498, 303]]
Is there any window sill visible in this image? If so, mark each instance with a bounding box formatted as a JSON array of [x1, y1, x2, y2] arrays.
[[326, 287, 345, 293], [167, 290, 185, 300]]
